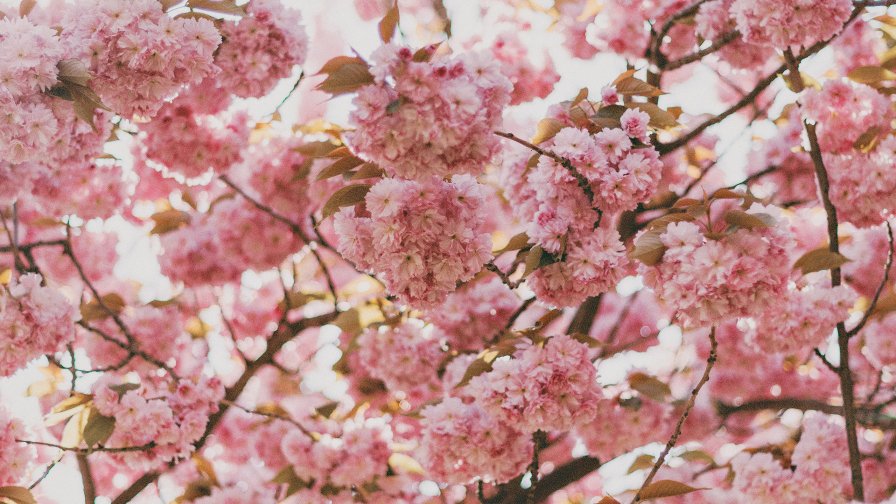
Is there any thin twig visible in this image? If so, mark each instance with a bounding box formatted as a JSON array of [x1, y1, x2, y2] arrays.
[[632, 327, 717, 503], [16, 439, 155, 454]]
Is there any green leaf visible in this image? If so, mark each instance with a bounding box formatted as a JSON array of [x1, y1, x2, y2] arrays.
[[321, 184, 372, 219]]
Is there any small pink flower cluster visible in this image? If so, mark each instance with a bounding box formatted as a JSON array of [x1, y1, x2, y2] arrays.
[[695, 0, 772, 69], [802, 79, 893, 155], [419, 397, 533, 484], [281, 417, 392, 490], [526, 228, 629, 307], [467, 334, 601, 433], [826, 136, 896, 228], [353, 321, 442, 402], [0, 273, 79, 376], [348, 44, 512, 180], [215, 0, 308, 98], [863, 313, 896, 369], [0, 407, 33, 486], [0, 17, 63, 96], [843, 223, 896, 297], [642, 213, 792, 327], [139, 93, 249, 179], [61, 0, 220, 117], [159, 199, 301, 286], [333, 176, 492, 308], [746, 107, 815, 204], [93, 376, 224, 470], [730, 0, 853, 49], [237, 136, 320, 218], [30, 161, 128, 220], [587, 0, 695, 61], [86, 305, 186, 373], [731, 413, 850, 503], [426, 277, 520, 351], [485, 31, 559, 105], [576, 394, 672, 461], [749, 275, 855, 355]]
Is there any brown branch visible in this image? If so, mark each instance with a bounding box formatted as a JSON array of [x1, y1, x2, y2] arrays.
[[804, 118, 865, 500], [109, 309, 339, 504], [16, 439, 155, 454], [633, 327, 717, 503], [494, 456, 602, 504], [78, 454, 97, 504], [717, 398, 896, 430], [664, 30, 739, 71]]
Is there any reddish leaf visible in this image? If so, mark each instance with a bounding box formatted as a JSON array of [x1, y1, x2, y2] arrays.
[[378, 2, 400, 43]]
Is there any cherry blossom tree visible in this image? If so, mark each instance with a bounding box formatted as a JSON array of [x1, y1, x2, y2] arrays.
[[4, 0, 896, 503]]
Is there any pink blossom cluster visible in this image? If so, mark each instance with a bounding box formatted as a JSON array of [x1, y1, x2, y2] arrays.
[[526, 228, 630, 307], [348, 44, 512, 180], [85, 305, 186, 373], [801, 79, 893, 155], [555, 0, 599, 59], [730, 0, 853, 49], [138, 93, 249, 179], [333, 176, 492, 308], [466, 334, 601, 433], [29, 161, 127, 220], [749, 275, 855, 355], [215, 0, 308, 98], [61, 0, 221, 117], [193, 487, 276, 504], [419, 397, 532, 484], [826, 136, 896, 228], [353, 321, 443, 402], [235, 136, 323, 218], [842, 223, 896, 297], [0, 17, 63, 96], [695, 0, 773, 69], [0, 407, 33, 486], [0, 273, 79, 376], [832, 19, 883, 74], [93, 376, 224, 470], [731, 413, 850, 503], [642, 212, 792, 327], [576, 394, 672, 460], [745, 107, 815, 204], [159, 199, 302, 286], [481, 30, 559, 105], [281, 417, 392, 490], [426, 277, 520, 351], [586, 0, 695, 61], [863, 313, 896, 369]]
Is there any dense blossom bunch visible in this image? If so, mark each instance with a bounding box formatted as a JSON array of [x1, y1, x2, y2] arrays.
[[467, 334, 601, 433], [333, 176, 492, 307], [419, 397, 532, 484], [576, 394, 673, 460], [215, 0, 308, 98], [695, 0, 773, 69], [348, 43, 512, 179], [587, 0, 695, 60], [0, 273, 79, 376], [731, 413, 850, 503], [61, 0, 220, 117], [526, 229, 630, 307], [826, 136, 896, 228], [480, 30, 559, 105], [138, 93, 249, 179], [801, 79, 893, 155], [730, 0, 853, 49], [843, 223, 895, 296], [863, 313, 896, 369], [93, 376, 224, 470], [642, 210, 792, 327], [746, 107, 815, 203], [234, 135, 323, 217], [352, 321, 442, 402], [85, 305, 186, 373], [749, 275, 855, 354], [426, 277, 519, 351], [281, 417, 392, 491], [0, 407, 33, 486], [0, 17, 63, 96], [159, 199, 301, 286]]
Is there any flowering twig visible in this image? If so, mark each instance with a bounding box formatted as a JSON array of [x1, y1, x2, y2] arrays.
[[632, 326, 717, 503]]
